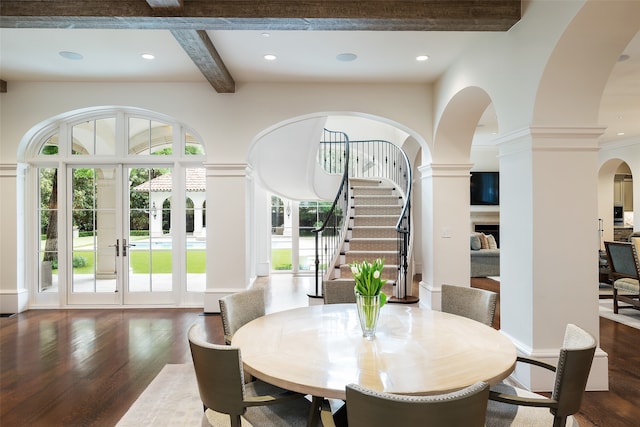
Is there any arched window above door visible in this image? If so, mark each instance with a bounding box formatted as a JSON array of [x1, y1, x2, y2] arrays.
[[27, 107, 205, 161]]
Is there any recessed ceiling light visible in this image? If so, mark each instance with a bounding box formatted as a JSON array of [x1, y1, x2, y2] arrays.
[[336, 53, 357, 62], [416, 55, 429, 61], [59, 51, 83, 60], [264, 54, 277, 61], [617, 132, 625, 136], [141, 53, 155, 60], [261, 33, 271, 38]]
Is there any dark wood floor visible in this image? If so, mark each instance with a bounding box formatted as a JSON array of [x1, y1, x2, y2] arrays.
[[1, 277, 639, 426]]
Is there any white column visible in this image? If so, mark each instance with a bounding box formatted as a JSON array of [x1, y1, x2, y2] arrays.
[[253, 183, 271, 276], [499, 126, 608, 391], [189, 193, 206, 237], [0, 164, 27, 314], [419, 163, 473, 310], [149, 195, 165, 238], [203, 163, 251, 313]]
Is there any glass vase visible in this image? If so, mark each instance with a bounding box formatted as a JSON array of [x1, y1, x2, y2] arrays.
[[356, 293, 381, 340]]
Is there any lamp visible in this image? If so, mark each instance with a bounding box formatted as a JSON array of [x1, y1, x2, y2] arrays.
[[286, 202, 291, 218], [152, 202, 157, 220]]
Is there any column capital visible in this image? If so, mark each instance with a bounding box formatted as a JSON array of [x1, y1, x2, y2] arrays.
[[418, 163, 474, 179]]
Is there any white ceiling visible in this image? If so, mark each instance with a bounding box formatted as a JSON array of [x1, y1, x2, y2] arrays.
[[1, 28, 639, 145]]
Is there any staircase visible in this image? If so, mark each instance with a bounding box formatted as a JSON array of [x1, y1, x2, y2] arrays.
[[327, 178, 401, 296]]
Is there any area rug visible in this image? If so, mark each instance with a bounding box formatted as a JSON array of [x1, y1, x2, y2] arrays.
[[599, 299, 640, 330], [116, 364, 261, 427], [116, 364, 204, 427], [117, 364, 310, 427]]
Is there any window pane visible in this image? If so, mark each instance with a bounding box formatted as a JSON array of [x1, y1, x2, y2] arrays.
[[185, 131, 205, 155], [95, 118, 116, 155], [39, 134, 59, 156], [271, 196, 292, 271], [186, 168, 206, 292], [129, 118, 173, 155], [39, 168, 58, 292], [72, 120, 95, 155], [128, 167, 173, 293]]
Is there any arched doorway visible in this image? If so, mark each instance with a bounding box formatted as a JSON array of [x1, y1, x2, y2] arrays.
[[21, 107, 207, 307]]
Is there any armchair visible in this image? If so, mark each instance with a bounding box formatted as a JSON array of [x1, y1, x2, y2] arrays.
[[604, 240, 640, 313], [486, 323, 596, 427]]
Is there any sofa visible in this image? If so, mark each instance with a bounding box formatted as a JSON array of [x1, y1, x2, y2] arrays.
[[470, 232, 500, 277]]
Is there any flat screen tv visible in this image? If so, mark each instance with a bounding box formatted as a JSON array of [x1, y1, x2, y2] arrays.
[[470, 172, 499, 205]]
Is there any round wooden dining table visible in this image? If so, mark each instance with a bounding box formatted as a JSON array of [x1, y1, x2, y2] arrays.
[[232, 303, 517, 401]]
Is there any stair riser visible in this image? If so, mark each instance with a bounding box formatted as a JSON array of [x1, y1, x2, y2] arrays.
[[350, 179, 382, 187], [353, 216, 397, 226], [345, 253, 398, 264], [348, 239, 397, 251], [353, 206, 401, 216], [353, 196, 401, 206], [350, 227, 397, 238], [339, 265, 398, 281], [352, 187, 394, 196]]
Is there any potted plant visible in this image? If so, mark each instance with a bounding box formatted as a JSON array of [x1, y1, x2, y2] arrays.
[[351, 259, 388, 340]]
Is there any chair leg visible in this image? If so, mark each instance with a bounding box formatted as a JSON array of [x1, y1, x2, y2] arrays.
[[613, 288, 619, 314], [308, 396, 323, 427], [552, 415, 567, 427], [230, 414, 242, 427]]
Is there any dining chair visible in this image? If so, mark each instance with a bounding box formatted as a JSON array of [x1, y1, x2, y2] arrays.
[[604, 240, 640, 314], [324, 381, 489, 427], [485, 323, 596, 427], [188, 323, 314, 427], [323, 281, 356, 304], [219, 287, 266, 345], [441, 284, 498, 327]]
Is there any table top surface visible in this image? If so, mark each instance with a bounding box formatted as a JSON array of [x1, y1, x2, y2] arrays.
[[232, 304, 517, 400]]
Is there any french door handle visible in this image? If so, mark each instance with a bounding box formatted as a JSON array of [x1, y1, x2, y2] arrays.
[[109, 239, 120, 257], [123, 239, 136, 257]]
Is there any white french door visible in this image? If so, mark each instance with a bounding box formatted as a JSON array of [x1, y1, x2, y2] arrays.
[[66, 165, 177, 305]]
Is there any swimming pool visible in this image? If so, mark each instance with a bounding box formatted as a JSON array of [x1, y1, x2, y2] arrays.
[[131, 240, 206, 250]]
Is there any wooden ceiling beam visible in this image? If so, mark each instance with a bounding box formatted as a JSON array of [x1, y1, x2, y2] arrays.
[[146, 0, 183, 8], [171, 29, 235, 93], [144, 1, 234, 94], [0, 1, 521, 31]]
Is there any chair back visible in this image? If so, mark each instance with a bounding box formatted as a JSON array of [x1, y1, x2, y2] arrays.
[[345, 382, 489, 427], [219, 288, 266, 343], [188, 323, 247, 416], [323, 281, 357, 304], [551, 324, 596, 418], [441, 284, 498, 327], [604, 241, 640, 280]]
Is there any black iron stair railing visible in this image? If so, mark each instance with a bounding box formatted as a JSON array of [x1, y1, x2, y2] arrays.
[[313, 133, 414, 302], [310, 129, 350, 298]]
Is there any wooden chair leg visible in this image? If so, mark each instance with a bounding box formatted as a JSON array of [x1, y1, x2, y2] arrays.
[[613, 288, 619, 314]]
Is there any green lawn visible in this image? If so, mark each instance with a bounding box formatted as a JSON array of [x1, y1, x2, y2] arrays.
[[69, 250, 206, 274], [272, 248, 292, 270]]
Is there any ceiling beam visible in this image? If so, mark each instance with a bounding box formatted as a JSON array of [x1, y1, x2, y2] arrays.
[[146, 0, 183, 8], [171, 30, 235, 93], [144, 1, 233, 94], [0, 1, 521, 31]]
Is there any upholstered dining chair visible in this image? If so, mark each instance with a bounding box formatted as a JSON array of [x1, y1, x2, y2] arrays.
[[322, 381, 489, 427], [441, 284, 498, 327], [219, 288, 266, 345], [604, 240, 640, 314], [485, 323, 596, 427], [188, 323, 314, 427], [323, 281, 356, 304]]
